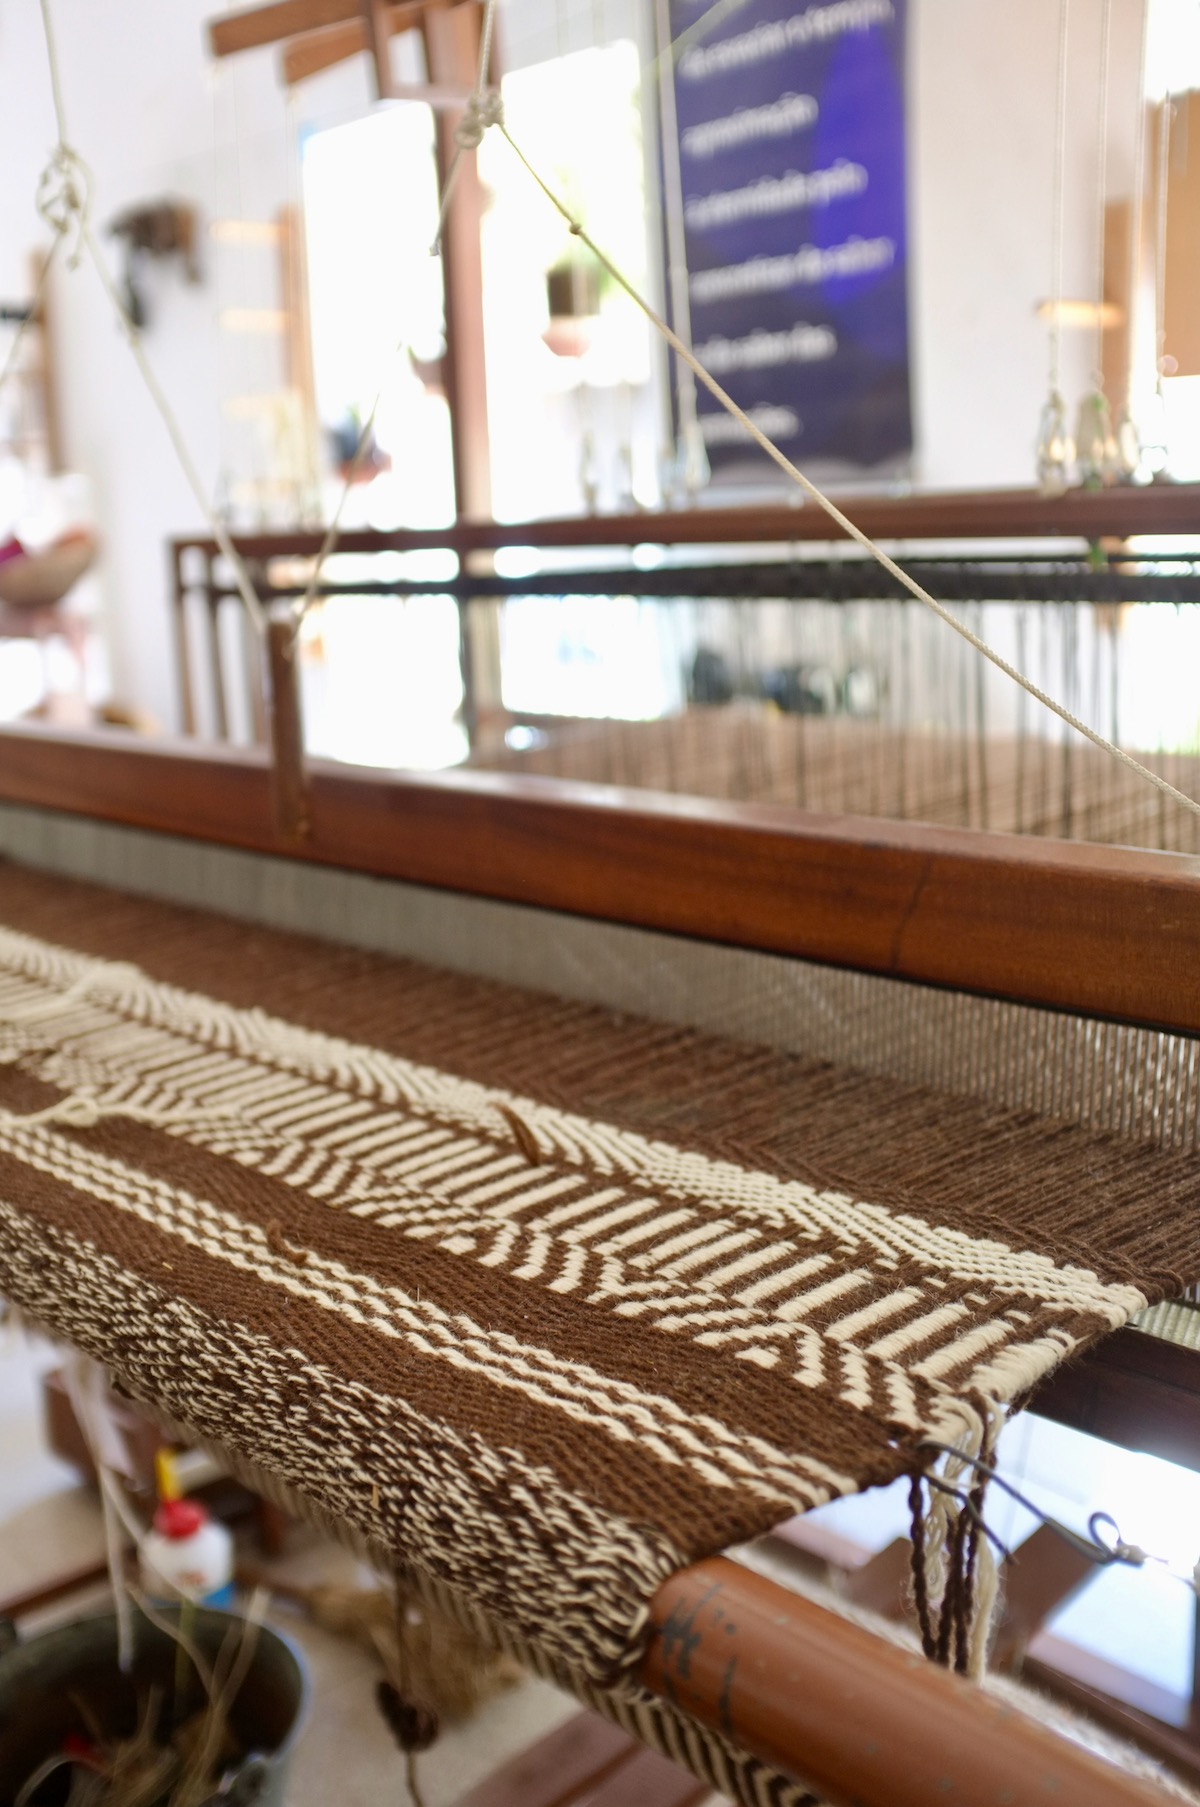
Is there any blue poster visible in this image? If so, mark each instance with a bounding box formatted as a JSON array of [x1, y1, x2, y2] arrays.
[[666, 0, 911, 478]]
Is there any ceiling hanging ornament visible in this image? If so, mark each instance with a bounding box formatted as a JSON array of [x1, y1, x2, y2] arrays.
[[1140, 86, 1175, 478], [1112, 0, 1149, 482], [1037, 0, 1075, 496], [1074, 0, 1118, 489]]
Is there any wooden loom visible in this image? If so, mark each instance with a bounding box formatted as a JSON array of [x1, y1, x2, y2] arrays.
[[5, 4, 1200, 1801], [4, 483, 1200, 1807]]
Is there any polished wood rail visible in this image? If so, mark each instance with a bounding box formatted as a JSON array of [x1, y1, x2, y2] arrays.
[[171, 481, 1200, 557], [1, 722, 1198, 1036], [641, 1558, 1170, 1806]]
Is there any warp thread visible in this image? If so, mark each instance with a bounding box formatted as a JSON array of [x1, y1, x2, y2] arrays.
[[908, 1395, 1003, 1680]]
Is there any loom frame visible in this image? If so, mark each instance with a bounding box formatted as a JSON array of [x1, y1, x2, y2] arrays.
[[8, 486, 1200, 1801]]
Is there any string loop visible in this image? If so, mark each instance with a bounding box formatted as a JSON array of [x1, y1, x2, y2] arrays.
[[454, 88, 503, 152], [34, 141, 92, 265]]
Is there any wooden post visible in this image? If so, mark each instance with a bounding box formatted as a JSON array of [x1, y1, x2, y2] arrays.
[[642, 1557, 1175, 1807], [28, 251, 63, 475], [265, 611, 310, 840], [422, 1, 502, 750], [169, 541, 197, 737], [359, 0, 394, 97]]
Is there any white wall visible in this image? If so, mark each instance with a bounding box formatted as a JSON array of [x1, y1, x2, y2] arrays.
[[0, 0, 1158, 725], [910, 0, 1144, 490], [0, 0, 365, 729]]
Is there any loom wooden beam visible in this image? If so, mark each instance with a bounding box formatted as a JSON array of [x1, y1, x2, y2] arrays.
[[209, 0, 369, 57], [264, 614, 310, 840], [1032, 1322, 1200, 1474], [279, 4, 420, 85], [206, 0, 468, 61], [168, 480, 1200, 553], [641, 1558, 1169, 1807], [0, 724, 1199, 1038]]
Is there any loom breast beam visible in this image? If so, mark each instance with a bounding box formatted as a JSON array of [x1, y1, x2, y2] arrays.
[[1, 725, 1199, 1036], [641, 1559, 1169, 1807]]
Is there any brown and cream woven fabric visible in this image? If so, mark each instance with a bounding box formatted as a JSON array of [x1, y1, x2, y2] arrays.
[[0, 861, 1196, 1687]]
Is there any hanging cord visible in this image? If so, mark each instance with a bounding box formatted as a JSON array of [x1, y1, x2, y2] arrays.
[[430, 0, 502, 256], [1091, 0, 1113, 394], [651, 0, 749, 76], [1049, 0, 1071, 398], [492, 120, 1200, 824], [1074, 0, 1115, 485], [921, 1437, 1200, 1596], [35, 0, 266, 638]]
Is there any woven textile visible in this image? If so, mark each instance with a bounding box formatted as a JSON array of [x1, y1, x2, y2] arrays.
[[0, 863, 1196, 1685]]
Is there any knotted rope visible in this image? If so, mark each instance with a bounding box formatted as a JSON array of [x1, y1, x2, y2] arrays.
[[26, 0, 267, 637], [0, 141, 92, 403], [34, 141, 92, 265]]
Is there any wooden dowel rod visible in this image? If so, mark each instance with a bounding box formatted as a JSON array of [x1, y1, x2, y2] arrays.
[[641, 1558, 1169, 1807], [265, 617, 310, 841]]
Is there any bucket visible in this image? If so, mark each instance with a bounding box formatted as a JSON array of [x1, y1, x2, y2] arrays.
[[0, 1606, 309, 1806]]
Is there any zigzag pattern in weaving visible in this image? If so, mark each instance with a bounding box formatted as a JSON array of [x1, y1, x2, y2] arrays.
[[0, 905, 1173, 1681]]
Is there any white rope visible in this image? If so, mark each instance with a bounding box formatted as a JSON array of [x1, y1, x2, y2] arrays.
[[493, 122, 1200, 823], [1091, 0, 1113, 391], [35, 0, 267, 637], [289, 363, 401, 630], [429, 0, 502, 255]]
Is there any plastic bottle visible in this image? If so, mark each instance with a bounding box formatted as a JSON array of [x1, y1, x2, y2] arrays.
[[140, 1495, 235, 1609]]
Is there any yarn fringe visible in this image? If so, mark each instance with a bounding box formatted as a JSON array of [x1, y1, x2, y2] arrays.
[[908, 1396, 1004, 1680]]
